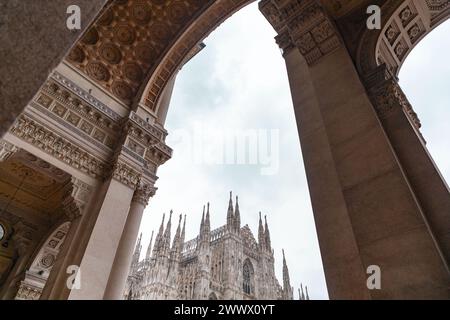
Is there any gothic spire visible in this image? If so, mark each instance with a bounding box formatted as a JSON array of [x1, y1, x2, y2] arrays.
[[205, 202, 211, 233], [162, 210, 172, 253], [200, 205, 205, 233], [305, 286, 310, 300], [282, 249, 292, 298], [258, 212, 265, 249], [298, 288, 302, 301], [180, 215, 186, 251], [234, 195, 241, 232], [264, 215, 272, 250], [300, 283, 306, 300], [227, 191, 234, 229], [131, 233, 142, 271], [172, 214, 182, 250], [135, 232, 142, 258], [145, 230, 154, 260], [152, 213, 165, 256]]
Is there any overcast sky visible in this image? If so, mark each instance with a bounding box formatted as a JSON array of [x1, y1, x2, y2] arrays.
[[139, 3, 450, 300], [399, 21, 450, 185]]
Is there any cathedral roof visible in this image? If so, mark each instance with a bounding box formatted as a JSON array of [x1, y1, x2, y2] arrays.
[[241, 224, 258, 251]]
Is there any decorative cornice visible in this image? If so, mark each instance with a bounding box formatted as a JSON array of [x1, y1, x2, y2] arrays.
[[124, 112, 173, 167], [10, 115, 108, 179], [51, 71, 122, 122], [112, 161, 141, 188]]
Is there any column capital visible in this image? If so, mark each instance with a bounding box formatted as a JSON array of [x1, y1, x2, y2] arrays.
[[260, 0, 341, 64], [132, 183, 157, 206], [111, 160, 141, 189], [364, 65, 422, 133]]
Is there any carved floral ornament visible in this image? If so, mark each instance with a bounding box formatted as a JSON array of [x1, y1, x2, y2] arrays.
[[112, 161, 141, 188], [365, 65, 422, 131], [133, 184, 157, 206], [260, 0, 341, 64]]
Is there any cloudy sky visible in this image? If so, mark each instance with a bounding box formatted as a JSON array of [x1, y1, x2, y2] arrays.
[[139, 3, 450, 300], [399, 21, 450, 185]]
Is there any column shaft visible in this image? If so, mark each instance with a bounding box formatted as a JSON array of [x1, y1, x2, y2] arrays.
[[103, 199, 146, 299]]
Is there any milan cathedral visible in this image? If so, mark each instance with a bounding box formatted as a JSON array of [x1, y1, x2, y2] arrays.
[[124, 193, 308, 300]]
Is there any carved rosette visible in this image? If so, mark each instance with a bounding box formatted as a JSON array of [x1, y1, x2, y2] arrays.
[[260, 0, 341, 64], [112, 161, 141, 188], [132, 184, 157, 206]]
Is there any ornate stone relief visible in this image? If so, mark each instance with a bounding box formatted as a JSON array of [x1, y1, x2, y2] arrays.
[[365, 65, 423, 139], [260, 0, 342, 64], [0, 140, 18, 162], [15, 222, 71, 300], [35, 77, 120, 150], [112, 161, 141, 188], [61, 178, 92, 221], [10, 115, 108, 180], [132, 183, 157, 206], [67, 0, 212, 105], [125, 112, 172, 168]]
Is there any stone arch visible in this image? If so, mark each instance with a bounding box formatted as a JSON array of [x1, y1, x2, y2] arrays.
[[357, 0, 449, 77], [14, 222, 71, 300], [242, 258, 254, 296], [136, 0, 256, 116]]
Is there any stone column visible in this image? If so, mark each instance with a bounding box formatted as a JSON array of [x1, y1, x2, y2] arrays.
[[67, 163, 139, 300], [39, 178, 91, 300], [260, 0, 450, 299], [103, 183, 156, 300], [365, 65, 450, 269]]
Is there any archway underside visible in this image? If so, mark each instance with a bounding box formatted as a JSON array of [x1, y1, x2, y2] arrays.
[[65, 0, 370, 118]]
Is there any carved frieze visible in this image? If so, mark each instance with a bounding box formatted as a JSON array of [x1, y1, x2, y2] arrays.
[[35, 78, 120, 150], [112, 161, 141, 188], [10, 115, 108, 179]]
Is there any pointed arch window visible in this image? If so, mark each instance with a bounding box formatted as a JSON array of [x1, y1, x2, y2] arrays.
[[242, 259, 254, 295]]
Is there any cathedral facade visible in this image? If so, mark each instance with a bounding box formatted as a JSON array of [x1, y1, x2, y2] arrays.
[[125, 193, 297, 300]]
